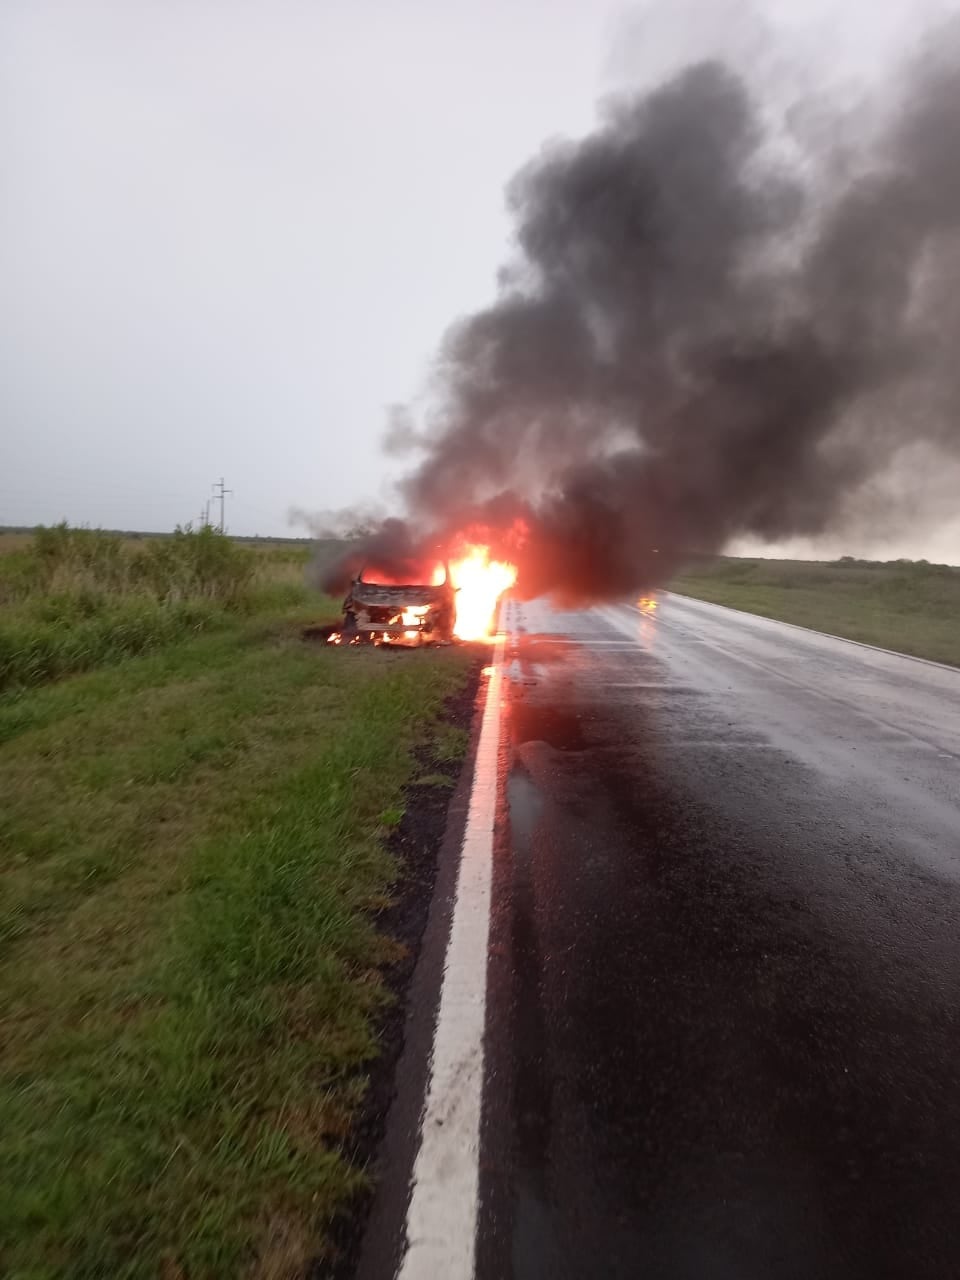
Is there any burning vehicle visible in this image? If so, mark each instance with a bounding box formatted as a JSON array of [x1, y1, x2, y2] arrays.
[[335, 562, 456, 645], [315, 543, 517, 647]]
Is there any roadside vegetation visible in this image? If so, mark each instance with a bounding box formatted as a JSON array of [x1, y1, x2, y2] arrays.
[[0, 524, 314, 693], [671, 555, 960, 666], [0, 525, 474, 1276]]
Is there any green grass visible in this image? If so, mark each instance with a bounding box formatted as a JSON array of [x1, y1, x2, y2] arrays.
[[0, 525, 314, 693], [431, 724, 470, 762], [670, 556, 960, 666], [0, 611, 473, 1278]]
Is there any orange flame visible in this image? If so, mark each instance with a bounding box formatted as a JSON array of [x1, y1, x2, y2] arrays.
[[449, 546, 517, 641], [401, 604, 430, 627]]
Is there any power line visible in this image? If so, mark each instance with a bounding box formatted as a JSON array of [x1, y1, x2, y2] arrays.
[[211, 477, 233, 533]]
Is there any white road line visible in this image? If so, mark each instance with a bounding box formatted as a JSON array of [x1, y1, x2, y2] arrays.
[[397, 631, 506, 1280], [664, 592, 960, 674]]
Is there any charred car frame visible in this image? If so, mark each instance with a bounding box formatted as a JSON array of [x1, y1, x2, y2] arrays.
[[340, 563, 456, 644]]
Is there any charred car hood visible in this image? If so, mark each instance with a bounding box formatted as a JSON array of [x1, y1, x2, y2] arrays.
[[346, 582, 451, 607]]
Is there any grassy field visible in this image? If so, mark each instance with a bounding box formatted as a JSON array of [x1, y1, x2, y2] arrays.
[[0, 526, 474, 1277], [670, 556, 960, 666], [0, 524, 315, 693]]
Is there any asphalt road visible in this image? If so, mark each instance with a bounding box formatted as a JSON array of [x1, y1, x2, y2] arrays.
[[476, 593, 960, 1280]]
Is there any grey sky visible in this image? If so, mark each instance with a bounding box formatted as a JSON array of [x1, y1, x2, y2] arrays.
[[3, 0, 957, 560]]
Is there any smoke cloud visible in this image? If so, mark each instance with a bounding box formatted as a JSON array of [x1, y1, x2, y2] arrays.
[[325, 23, 960, 602]]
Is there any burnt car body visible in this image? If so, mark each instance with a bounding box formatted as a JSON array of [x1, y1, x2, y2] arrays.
[[341, 563, 456, 644]]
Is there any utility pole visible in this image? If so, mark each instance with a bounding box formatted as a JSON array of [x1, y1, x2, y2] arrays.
[[211, 478, 233, 533]]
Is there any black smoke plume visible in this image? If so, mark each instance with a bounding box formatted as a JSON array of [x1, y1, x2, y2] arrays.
[[324, 30, 960, 603]]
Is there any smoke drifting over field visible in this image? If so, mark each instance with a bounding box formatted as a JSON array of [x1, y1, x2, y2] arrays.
[[325, 24, 960, 603]]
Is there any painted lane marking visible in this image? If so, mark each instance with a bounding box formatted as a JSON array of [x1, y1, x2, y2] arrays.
[[664, 592, 960, 675], [397, 631, 506, 1280]]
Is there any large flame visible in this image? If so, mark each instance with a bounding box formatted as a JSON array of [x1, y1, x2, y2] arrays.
[[449, 546, 517, 641]]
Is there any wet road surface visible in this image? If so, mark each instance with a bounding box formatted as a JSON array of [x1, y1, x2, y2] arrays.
[[477, 593, 960, 1280]]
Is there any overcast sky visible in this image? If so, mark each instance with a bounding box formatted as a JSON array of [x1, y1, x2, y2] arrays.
[[3, 0, 957, 560]]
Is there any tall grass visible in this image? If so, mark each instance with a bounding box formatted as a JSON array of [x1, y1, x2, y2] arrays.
[[0, 524, 312, 692]]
